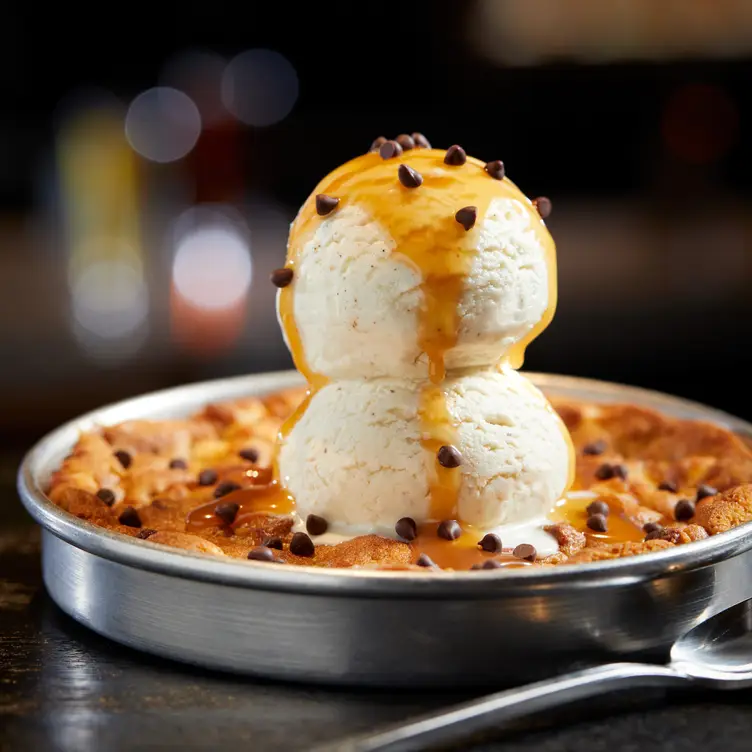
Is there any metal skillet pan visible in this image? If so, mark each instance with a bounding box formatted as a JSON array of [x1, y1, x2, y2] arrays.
[[17, 371, 752, 687]]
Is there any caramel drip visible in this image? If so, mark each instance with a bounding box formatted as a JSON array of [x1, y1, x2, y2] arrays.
[[280, 149, 561, 521], [186, 483, 295, 531], [410, 522, 531, 570], [418, 385, 461, 521], [549, 493, 645, 544]]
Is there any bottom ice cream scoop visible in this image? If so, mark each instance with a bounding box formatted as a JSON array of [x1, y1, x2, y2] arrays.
[[278, 369, 571, 533]]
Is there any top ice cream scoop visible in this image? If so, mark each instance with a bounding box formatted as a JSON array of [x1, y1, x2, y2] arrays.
[[277, 144, 557, 383]]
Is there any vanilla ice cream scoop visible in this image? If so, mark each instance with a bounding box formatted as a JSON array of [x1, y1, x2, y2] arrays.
[[279, 368, 571, 532], [278, 150, 556, 381]]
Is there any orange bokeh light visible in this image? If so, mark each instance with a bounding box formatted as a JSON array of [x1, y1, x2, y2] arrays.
[[170, 283, 246, 357]]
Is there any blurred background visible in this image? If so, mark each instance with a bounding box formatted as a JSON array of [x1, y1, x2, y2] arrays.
[[2, 0, 751, 451]]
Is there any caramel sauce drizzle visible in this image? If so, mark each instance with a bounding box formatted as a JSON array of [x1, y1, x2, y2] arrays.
[[407, 493, 646, 570], [410, 522, 530, 570], [279, 148, 565, 521], [549, 494, 645, 545], [186, 467, 294, 531]]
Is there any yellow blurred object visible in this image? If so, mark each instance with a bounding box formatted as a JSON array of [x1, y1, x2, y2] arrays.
[[57, 102, 149, 356], [59, 104, 142, 277]]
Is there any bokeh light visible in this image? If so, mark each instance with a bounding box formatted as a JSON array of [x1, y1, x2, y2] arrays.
[[221, 49, 299, 126], [57, 100, 149, 363], [170, 206, 252, 356], [171, 208, 252, 311], [71, 254, 149, 339], [125, 87, 202, 163]]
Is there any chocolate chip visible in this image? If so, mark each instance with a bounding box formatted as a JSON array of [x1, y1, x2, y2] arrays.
[[263, 536, 283, 550], [271, 268, 294, 288], [95, 488, 116, 506], [643, 522, 663, 535], [118, 506, 141, 528], [289, 532, 315, 557], [583, 440, 607, 456], [595, 463, 627, 481], [485, 160, 505, 180], [613, 464, 628, 480], [247, 546, 275, 562], [412, 132, 431, 149], [478, 533, 502, 553], [643, 526, 664, 541], [198, 468, 218, 486], [586, 513, 608, 532], [471, 559, 503, 571], [444, 145, 466, 166], [238, 447, 259, 463], [455, 206, 477, 231], [395, 517, 418, 541], [674, 499, 696, 522], [369, 136, 387, 152], [416, 553, 435, 567], [513, 543, 537, 562], [215, 502, 240, 525], [379, 140, 403, 160], [594, 463, 614, 480], [658, 480, 678, 493], [214, 481, 241, 499], [396, 133, 415, 150], [137, 528, 157, 539], [437, 444, 462, 468], [169, 458, 187, 470], [533, 196, 552, 218], [315, 194, 340, 216], [437, 519, 462, 541], [114, 450, 132, 469], [696, 484, 717, 501], [306, 514, 329, 536], [398, 164, 423, 188], [586, 500, 610, 517]]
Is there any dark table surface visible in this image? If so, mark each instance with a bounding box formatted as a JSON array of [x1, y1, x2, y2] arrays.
[[2, 453, 752, 752]]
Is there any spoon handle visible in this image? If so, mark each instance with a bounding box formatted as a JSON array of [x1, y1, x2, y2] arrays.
[[333, 663, 686, 752]]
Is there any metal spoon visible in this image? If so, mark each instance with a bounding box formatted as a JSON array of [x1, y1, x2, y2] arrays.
[[328, 597, 752, 752]]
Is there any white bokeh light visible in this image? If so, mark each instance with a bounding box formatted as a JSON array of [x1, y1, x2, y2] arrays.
[[125, 87, 201, 162], [70, 251, 149, 363], [172, 208, 252, 310], [71, 256, 149, 339], [221, 49, 299, 126]]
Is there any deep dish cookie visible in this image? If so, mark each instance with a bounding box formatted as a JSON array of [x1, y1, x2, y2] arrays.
[[47, 387, 752, 571]]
